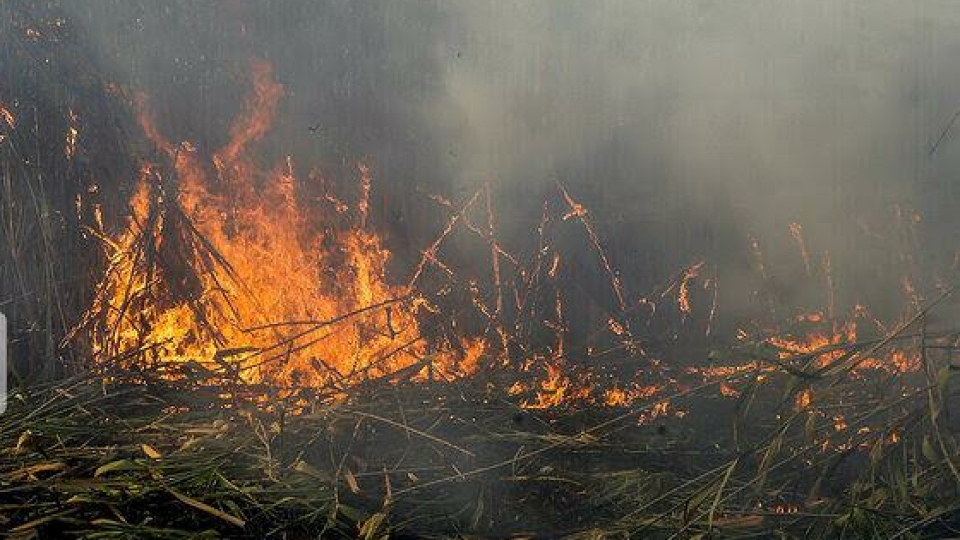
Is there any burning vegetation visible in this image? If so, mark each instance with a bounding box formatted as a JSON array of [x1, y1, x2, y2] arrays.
[[2, 4, 960, 539], [79, 62, 483, 391]]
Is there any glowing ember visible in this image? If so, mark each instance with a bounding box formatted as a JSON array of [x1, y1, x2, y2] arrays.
[[677, 261, 704, 319], [0, 102, 14, 130], [795, 388, 813, 410], [0, 95, 15, 145], [65, 108, 79, 159]]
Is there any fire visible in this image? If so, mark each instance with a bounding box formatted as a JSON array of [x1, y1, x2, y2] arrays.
[[76, 64, 924, 415], [796, 388, 813, 410], [0, 98, 14, 144], [767, 313, 856, 367], [83, 61, 481, 389], [510, 358, 593, 409], [0, 102, 14, 130], [677, 261, 704, 319], [765, 309, 920, 375], [603, 384, 659, 407], [65, 108, 79, 159]]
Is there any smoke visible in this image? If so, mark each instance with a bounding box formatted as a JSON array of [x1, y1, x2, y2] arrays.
[[434, 0, 960, 322], [29, 0, 959, 526], [60, 0, 960, 319], [434, 1, 956, 270]]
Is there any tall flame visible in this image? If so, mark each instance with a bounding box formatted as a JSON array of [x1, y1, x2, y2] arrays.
[[85, 62, 482, 388]]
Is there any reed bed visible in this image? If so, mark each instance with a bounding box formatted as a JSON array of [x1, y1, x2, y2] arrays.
[[2, 5, 960, 538]]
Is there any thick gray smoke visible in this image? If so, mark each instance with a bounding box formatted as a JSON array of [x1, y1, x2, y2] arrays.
[[63, 0, 960, 321], [435, 2, 959, 288]]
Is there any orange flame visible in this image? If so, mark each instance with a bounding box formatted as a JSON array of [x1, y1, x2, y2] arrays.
[[85, 62, 481, 389]]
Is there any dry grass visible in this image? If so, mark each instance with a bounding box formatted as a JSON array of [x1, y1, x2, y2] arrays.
[[2, 316, 959, 539]]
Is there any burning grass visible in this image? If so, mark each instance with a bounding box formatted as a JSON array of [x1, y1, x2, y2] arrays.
[[3, 318, 960, 538], [4, 29, 960, 540], [77, 62, 483, 391]]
